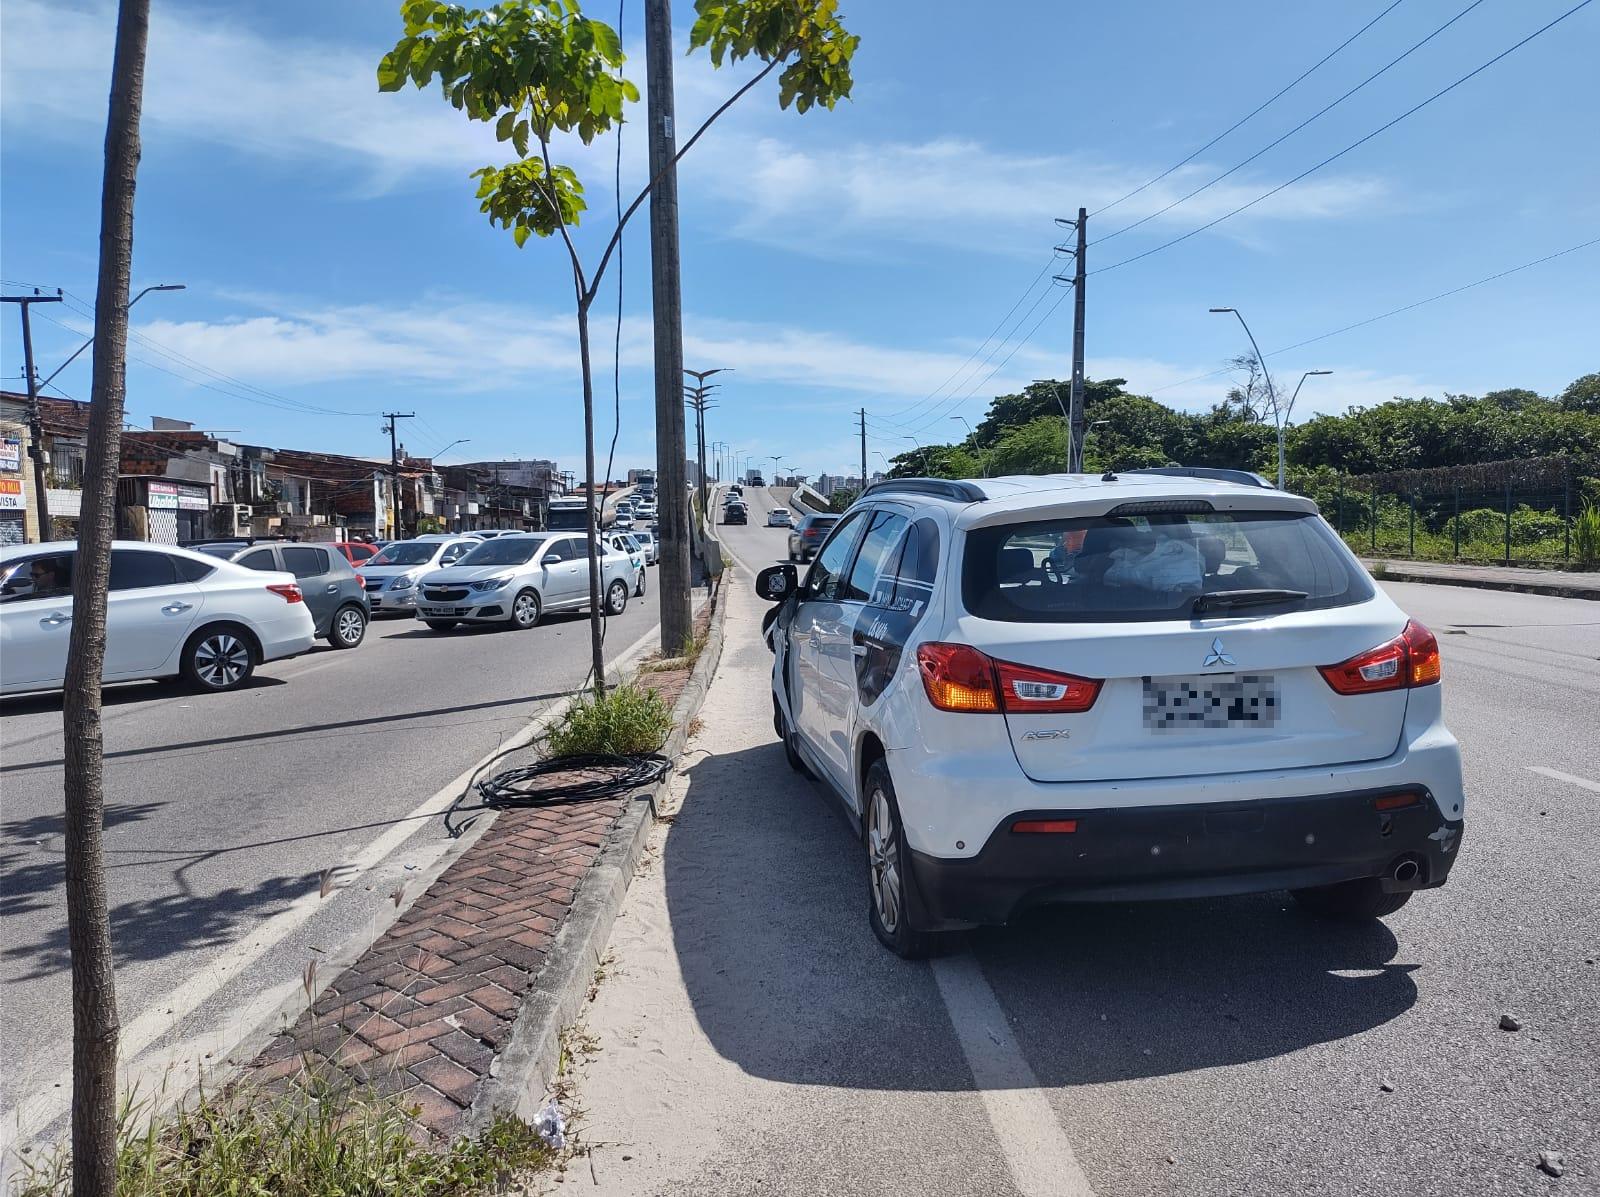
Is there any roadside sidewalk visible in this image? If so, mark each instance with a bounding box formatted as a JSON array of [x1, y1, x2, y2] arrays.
[[1363, 557, 1599, 600], [563, 578, 1029, 1196]]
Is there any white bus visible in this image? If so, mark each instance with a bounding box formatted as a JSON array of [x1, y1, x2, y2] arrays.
[[546, 495, 591, 532]]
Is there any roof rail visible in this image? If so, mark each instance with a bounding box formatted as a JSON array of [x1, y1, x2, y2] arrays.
[[1122, 466, 1274, 489], [859, 478, 987, 503]]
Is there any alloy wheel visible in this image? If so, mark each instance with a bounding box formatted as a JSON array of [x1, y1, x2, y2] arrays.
[[867, 785, 902, 934], [513, 591, 540, 627], [336, 607, 365, 645], [194, 633, 249, 689]]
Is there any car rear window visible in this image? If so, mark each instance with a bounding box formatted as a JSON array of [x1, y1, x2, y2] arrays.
[[963, 509, 1373, 623]]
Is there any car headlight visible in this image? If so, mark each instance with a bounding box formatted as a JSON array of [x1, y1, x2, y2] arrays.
[[469, 574, 512, 592], [390, 573, 417, 590]]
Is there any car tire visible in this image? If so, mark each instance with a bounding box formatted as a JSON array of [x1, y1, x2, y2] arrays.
[[606, 578, 629, 615], [328, 603, 367, 649], [181, 624, 256, 693], [424, 620, 458, 632], [510, 589, 541, 629], [1291, 878, 1413, 920], [634, 569, 647, 598], [862, 759, 940, 959]]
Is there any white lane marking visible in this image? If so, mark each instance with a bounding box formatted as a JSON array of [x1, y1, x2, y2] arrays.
[[3, 616, 668, 1149], [1526, 766, 1600, 794], [930, 956, 1096, 1197]]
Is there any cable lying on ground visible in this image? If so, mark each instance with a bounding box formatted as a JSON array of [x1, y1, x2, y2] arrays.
[[443, 752, 672, 838]]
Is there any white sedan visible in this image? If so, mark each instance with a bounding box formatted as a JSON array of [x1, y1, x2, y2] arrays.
[[767, 507, 793, 527], [0, 541, 317, 695]]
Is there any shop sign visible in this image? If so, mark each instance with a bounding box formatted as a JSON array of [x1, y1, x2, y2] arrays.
[[0, 438, 21, 473], [0, 478, 26, 510]]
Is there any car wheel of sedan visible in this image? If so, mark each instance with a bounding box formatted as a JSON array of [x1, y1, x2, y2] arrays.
[[863, 759, 939, 959], [181, 625, 256, 693], [634, 568, 647, 597], [1291, 878, 1413, 920], [328, 604, 367, 649], [511, 589, 541, 629], [606, 578, 629, 615]]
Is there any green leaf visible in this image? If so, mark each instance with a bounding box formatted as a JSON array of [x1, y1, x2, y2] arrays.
[[495, 110, 515, 142], [511, 119, 529, 157], [512, 223, 531, 247]]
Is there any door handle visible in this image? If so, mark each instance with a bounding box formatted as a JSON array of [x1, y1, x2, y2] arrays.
[[162, 602, 193, 614], [326, 583, 340, 593], [40, 612, 72, 627]]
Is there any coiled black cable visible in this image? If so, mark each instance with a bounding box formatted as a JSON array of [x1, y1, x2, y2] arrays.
[[444, 753, 671, 838]]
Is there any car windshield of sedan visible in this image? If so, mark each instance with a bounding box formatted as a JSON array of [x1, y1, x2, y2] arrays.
[[458, 536, 544, 567], [368, 542, 441, 566]]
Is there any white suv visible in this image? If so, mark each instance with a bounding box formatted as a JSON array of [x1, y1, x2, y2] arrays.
[[756, 472, 1465, 957]]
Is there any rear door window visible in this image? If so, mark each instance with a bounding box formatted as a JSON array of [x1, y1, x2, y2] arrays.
[[282, 546, 329, 579], [237, 548, 277, 572], [963, 509, 1372, 623], [109, 550, 179, 591]]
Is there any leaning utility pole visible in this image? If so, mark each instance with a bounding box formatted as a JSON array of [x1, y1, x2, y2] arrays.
[[858, 408, 867, 486], [2, 291, 63, 541], [382, 411, 414, 538], [1068, 207, 1087, 472], [645, 0, 692, 648]]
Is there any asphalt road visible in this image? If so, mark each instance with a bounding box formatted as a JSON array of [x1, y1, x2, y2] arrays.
[[0, 551, 662, 1141], [575, 495, 1600, 1197]]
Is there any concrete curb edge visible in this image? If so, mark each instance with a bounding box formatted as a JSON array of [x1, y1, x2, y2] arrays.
[[1364, 561, 1600, 600], [463, 584, 730, 1133]]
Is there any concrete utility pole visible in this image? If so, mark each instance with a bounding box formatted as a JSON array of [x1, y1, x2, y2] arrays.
[[1069, 208, 1087, 471], [645, 0, 692, 650], [2, 292, 64, 541], [382, 412, 414, 538], [858, 408, 867, 488]]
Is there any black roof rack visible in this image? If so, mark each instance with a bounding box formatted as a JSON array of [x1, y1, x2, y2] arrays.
[[859, 478, 987, 503], [1122, 466, 1274, 489]]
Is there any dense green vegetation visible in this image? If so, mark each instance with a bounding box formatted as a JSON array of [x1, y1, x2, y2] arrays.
[[878, 370, 1598, 567]]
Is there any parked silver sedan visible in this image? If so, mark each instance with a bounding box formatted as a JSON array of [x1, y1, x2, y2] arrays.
[[414, 533, 635, 632], [356, 537, 479, 616]]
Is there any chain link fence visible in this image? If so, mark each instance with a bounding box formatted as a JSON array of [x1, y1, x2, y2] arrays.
[[1284, 456, 1600, 570]]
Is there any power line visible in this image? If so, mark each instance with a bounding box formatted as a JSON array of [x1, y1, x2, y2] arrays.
[[1092, 0, 1595, 279], [1092, 0, 1486, 248], [1090, 0, 1408, 220]]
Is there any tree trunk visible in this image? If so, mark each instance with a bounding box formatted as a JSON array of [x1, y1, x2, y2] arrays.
[[64, 0, 149, 1190], [576, 300, 606, 694]]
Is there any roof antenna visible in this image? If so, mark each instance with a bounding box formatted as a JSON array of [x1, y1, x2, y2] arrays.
[[1101, 469, 1118, 481]]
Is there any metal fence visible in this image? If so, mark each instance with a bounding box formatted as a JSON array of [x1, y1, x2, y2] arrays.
[[1284, 456, 1600, 569]]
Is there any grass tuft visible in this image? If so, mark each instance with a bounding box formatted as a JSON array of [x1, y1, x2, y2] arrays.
[[546, 681, 673, 757], [13, 1082, 553, 1197]]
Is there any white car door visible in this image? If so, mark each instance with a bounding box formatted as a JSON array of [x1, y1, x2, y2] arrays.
[[789, 510, 868, 788], [0, 552, 77, 690], [104, 548, 206, 677]]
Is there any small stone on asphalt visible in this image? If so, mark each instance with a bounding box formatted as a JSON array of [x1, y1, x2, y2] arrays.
[[1537, 1150, 1565, 1177], [1499, 1014, 1523, 1031], [1380, 1080, 1395, 1092]]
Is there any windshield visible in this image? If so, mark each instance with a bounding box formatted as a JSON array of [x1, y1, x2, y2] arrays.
[[368, 542, 440, 566], [963, 509, 1373, 623], [458, 537, 544, 567]]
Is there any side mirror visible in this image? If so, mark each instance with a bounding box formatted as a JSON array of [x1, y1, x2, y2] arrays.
[[544, 552, 564, 564], [756, 563, 797, 603]]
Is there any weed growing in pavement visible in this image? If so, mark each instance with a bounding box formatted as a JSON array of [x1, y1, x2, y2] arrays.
[[1370, 560, 1390, 580], [1575, 502, 1600, 565], [546, 681, 673, 757], [12, 1081, 553, 1197]]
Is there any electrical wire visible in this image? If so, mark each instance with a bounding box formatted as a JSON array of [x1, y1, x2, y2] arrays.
[[1090, 0, 1483, 246], [443, 752, 671, 837], [1091, 0, 1408, 219], [1092, 0, 1594, 279]]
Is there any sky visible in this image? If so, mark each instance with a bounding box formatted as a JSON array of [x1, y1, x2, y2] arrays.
[[2, 0, 1597, 482]]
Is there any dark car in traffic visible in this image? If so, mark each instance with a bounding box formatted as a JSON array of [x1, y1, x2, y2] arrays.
[[723, 501, 749, 525], [787, 513, 839, 562], [212, 542, 370, 648]]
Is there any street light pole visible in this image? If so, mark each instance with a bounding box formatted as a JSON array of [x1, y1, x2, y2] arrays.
[[1209, 305, 1284, 472], [39, 283, 185, 393], [1282, 370, 1333, 489], [951, 415, 985, 476]]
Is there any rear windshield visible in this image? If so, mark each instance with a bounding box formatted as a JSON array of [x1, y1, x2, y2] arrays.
[[963, 509, 1373, 623]]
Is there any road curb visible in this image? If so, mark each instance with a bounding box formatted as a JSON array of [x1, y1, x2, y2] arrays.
[[461, 587, 729, 1134], [1365, 560, 1600, 600]]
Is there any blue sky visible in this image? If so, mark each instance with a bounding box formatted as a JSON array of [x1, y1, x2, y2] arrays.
[[3, 0, 1597, 482]]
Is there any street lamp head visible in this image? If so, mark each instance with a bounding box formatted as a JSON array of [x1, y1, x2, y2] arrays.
[[1308, 369, 1333, 377], [152, 284, 187, 292], [1208, 307, 1234, 314]]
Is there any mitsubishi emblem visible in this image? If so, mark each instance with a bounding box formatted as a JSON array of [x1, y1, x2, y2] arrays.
[[1203, 637, 1236, 668]]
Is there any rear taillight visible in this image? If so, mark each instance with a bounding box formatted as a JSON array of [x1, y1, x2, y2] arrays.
[[267, 583, 304, 604], [1319, 619, 1440, 695], [916, 643, 1102, 715]]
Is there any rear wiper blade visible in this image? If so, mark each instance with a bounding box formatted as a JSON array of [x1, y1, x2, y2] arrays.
[[1192, 588, 1309, 614]]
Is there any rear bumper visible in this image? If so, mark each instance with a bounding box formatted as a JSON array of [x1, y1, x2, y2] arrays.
[[258, 621, 316, 664], [907, 788, 1463, 928]]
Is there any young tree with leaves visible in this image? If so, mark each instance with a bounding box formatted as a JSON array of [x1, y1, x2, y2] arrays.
[[62, 0, 151, 1191], [379, 0, 857, 690]]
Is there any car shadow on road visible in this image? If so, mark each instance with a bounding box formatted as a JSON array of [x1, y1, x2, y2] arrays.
[[0, 675, 287, 717], [662, 739, 1418, 1092]]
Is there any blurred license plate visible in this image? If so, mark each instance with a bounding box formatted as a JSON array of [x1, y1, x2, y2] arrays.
[[421, 606, 467, 616], [1143, 674, 1279, 730]]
